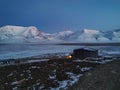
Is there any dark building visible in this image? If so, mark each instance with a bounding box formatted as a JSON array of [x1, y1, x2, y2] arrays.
[[73, 48, 98, 59]]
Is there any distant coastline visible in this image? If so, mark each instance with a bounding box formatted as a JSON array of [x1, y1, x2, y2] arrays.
[[0, 42, 120, 46], [57, 42, 120, 46]]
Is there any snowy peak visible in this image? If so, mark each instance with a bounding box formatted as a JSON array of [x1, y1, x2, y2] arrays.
[[112, 29, 120, 41], [0, 25, 120, 43], [0, 25, 26, 35], [83, 29, 100, 34], [76, 29, 110, 42], [54, 30, 74, 40], [0, 25, 48, 43], [54, 29, 113, 42], [22, 26, 44, 39], [0, 25, 39, 36]]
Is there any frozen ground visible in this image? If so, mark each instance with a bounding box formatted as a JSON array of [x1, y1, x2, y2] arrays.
[[0, 57, 101, 90], [0, 44, 120, 60], [0, 44, 120, 90], [0, 56, 118, 90]]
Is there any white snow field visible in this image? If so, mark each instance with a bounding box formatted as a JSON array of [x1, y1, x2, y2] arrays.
[[0, 44, 80, 60], [0, 44, 120, 60]]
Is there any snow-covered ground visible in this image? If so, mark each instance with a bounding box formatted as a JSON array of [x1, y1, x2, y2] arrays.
[[0, 44, 80, 60], [0, 44, 120, 60]]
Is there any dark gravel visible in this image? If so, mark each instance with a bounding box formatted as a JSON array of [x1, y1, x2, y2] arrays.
[[70, 59, 120, 90]]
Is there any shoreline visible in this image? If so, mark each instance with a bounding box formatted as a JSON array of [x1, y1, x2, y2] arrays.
[[0, 42, 120, 46]]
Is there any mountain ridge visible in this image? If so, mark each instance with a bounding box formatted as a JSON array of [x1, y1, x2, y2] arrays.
[[0, 25, 120, 43]]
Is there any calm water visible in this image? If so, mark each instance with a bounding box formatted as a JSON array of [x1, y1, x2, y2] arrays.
[[0, 44, 120, 60]]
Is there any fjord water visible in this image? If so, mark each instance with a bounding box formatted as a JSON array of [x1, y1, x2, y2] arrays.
[[0, 44, 120, 60]]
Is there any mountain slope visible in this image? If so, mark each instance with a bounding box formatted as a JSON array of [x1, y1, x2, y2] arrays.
[[56, 29, 111, 43], [0, 25, 48, 43], [0, 25, 120, 43]]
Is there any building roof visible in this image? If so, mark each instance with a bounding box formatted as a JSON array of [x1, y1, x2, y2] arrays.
[[74, 48, 97, 52]]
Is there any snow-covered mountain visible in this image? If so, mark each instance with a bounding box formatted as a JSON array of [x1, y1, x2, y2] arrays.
[[0, 25, 49, 43], [65, 29, 110, 42], [53, 30, 74, 40], [0, 25, 120, 43], [55, 29, 120, 43]]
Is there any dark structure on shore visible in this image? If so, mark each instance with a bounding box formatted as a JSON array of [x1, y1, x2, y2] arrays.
[[73, 48, 98, 59]]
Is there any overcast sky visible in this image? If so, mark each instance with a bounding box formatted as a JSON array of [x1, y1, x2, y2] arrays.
[[0, 0, 120, 33]]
